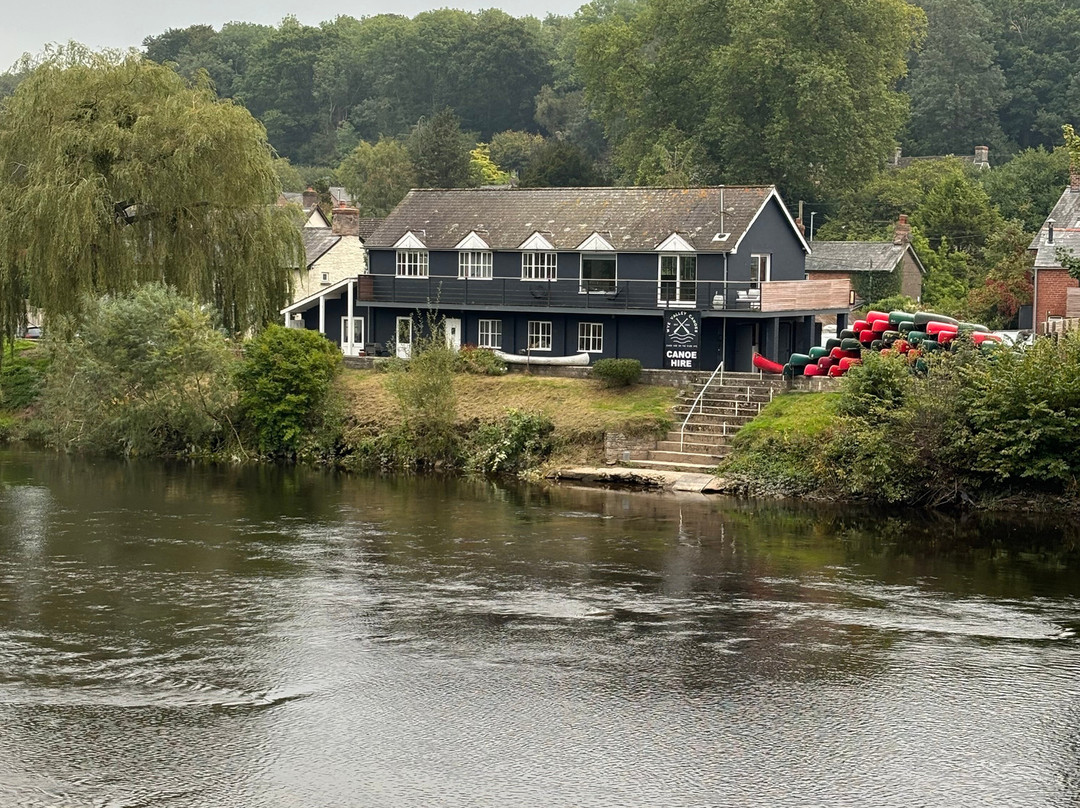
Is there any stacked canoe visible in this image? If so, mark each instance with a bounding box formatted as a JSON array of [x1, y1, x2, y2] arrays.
[[753, 310, 1002, 378]]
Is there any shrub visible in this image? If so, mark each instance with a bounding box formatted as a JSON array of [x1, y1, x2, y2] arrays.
[[592, 358, 642, 387], [455, 345, 506, 375], [467, 410, 556, 474], [0, 345, 49, 411], [36, 284, 237, 456], [237, 325, 342, 457]]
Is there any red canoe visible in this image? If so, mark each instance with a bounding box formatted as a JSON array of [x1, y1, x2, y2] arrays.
[[865, 310, 889, 324], [752, 352, 785, 374]]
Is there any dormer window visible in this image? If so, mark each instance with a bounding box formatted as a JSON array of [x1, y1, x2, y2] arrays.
[[522, 252, 557, 280], [577, 232, 617, 293], [458, 251, 492, 279], [395, 231, 428, 278]]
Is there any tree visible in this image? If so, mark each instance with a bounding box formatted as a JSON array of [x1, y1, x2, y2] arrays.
[[0, 48, 301, 341], [978, 146, 1070, 232], [335, 138, 416, 216], [904, 0, 1006, 155], [407, 108, 474, 188], [519, 140, 601, 187]]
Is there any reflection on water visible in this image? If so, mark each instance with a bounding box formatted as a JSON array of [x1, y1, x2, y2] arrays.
[[0, 449, 1078, 807]]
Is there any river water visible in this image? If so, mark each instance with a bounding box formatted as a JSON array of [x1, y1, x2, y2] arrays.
[[0, 449, 1078, 807]]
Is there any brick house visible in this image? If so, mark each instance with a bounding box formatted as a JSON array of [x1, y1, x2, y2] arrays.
[[1029, 167, 1080, 333], [805, 214, 926, 303]]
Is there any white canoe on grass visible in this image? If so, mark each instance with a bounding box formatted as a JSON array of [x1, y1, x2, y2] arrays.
[[493, 350, 591, 366]]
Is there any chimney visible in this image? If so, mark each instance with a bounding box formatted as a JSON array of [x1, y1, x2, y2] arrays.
[[302, 186, 319, 210], [332, 203, 360, 237], [893, 213, 911, 245], [1048, 218, 1055, 245], [974, 145, 990, 168], [1071, 167, 1080, 194], [892, 147, 902, 167], [794, 217, 806, 236]]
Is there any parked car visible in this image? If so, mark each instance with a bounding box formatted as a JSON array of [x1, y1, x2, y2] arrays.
[[23, 326, 42, 340]]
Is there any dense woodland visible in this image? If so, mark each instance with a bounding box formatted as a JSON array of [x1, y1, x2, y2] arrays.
[[3, 0, 1079, 324]]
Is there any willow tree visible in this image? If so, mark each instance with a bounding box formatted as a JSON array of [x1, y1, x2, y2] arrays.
[[0, 47, 301, 341]]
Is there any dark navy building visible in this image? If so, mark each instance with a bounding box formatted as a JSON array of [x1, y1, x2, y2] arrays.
[[282, 186, 851, 372]]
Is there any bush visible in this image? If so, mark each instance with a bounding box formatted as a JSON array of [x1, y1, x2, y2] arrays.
[[237, 325, 342, 457], [592, 358, 642, 387], [36, 284, 238, 456], [455, 345, 506, 375], [467, 410, 556, 474], [1, 344, 49, 411]]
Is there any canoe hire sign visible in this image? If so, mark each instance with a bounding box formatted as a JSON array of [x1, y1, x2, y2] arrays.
[[663, 310, 700, 370]]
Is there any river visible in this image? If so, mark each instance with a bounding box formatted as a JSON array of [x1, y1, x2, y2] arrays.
[[1, 449, 1078, 807]]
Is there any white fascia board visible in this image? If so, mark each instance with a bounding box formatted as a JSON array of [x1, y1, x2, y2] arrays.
[[454, 231, 490, 250], [655, 232, 695, 253], [730, 188, 812, 256], [281, 275, 356, 314], [393, 231, 427, 250], [576, 231, 615, 252], [518, 231, 555, 251]]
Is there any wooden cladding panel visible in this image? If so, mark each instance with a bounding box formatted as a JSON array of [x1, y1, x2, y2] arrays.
[[760, 278, 851, 312]]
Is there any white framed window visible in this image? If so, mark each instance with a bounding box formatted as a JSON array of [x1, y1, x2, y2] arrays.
[[396, 249, 429, 277], [320, 271, 330, 285], [527, 320, 552, 351], [578, 322, 603, 353], [458, 250, 492, 279], [750, 253, 771, 287], [658, 254, 697, 305], [522, 251, 557, 281], [580, 254, 617, 292], [478, 319, 502, 349]]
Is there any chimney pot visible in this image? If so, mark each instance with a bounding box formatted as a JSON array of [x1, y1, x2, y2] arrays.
[[893, 214, 911, 245], [974, 145, 990, 167], [1071, 167, 1080, 193], [302, 186, 319, 210], [1048, 218, 1055, 245]]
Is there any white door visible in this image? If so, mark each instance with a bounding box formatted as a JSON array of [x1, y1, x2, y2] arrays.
[[340, 316, 364, 357], [444, 317, 462, 351], [396, 316, 413, 359]]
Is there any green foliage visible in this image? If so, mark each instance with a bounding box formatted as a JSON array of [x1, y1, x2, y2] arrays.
[[0, 343, 49, 411], [859, 294, 920, 318], [36, 285, 239, 456], [469, 144, 512, 185], [335, 137, 416, 216], [408, 108, 474, 188], [837, 351, 913, 423], [978, 146, 1070, 232], [851, 270, 901, 307], [455, 346, 507, 376], [236, 325, 342, 457], [904, 0, 1006, 156], [961, 222, 1034, 327], [382, 314, 460, 467], [488, 130, 545, 174], [519, 140, 601, 187], [0, 47, 301, 341], [591, 358, 642, 387], [467, 409, 556, 474]]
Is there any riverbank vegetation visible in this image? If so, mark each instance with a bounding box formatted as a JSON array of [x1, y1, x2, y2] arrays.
[[0, 285, 673, 475], [721, 333, 1080, 508]]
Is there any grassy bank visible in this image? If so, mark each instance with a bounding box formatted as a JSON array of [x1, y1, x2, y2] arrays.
[[338, 369, 676, 468]]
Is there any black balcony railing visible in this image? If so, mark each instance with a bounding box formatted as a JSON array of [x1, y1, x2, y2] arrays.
[[357, 276, 776, 312]]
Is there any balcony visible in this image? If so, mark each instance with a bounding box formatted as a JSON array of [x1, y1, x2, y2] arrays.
[[355, 275, 852, 314]]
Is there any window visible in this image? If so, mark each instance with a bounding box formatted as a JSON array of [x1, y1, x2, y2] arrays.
[[478, 319, 502, 349], [750, 253, 771, 287], [580, 254, 616, 292], [522, 252, 557, 281], [527, 320, 552, 351], [320, 271, 330, 285], [578, 322, 603, 353], [458, 250, 492, 279], [396, 250, 428, 277], [658, 254, 697, 305]]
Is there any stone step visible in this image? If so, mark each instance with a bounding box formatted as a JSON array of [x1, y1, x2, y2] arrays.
[[645, 450, 723, 465], [655, 439, 734, 454], [672, 421, 753, 436], [673, 402, 767, 417], [627, 458, 722, 473]]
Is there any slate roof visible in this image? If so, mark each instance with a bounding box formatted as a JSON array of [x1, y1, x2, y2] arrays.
[[365, 187, 783, 252], [357, 217, 384, 242], [1029, 187, 1080, 268], [301, 228, 340, 267], [806, 241, 925, 274]]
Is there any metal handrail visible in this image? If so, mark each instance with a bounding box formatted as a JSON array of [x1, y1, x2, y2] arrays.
[[680, 362, 724, 451]]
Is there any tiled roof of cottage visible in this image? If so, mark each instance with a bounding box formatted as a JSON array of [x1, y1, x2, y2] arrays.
[[357, 217, 384, 242], [806, 241, 924, 274], [301, 228, 340, 267], [1030, 187, 1080, 267], [366, 187, 780, 252]]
